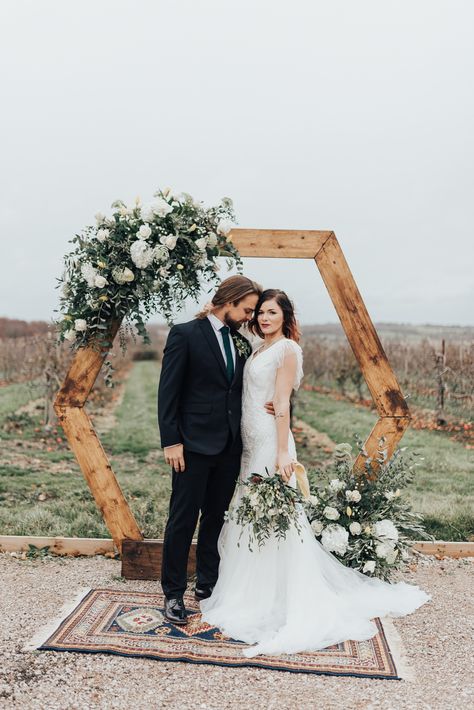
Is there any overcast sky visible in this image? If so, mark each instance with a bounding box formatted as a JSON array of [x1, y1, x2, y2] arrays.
[[1, 0, 472, 326]]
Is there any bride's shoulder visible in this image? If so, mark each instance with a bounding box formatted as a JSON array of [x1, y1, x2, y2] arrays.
[[280, 338, 302, 353], [275, 338, 303, 363]]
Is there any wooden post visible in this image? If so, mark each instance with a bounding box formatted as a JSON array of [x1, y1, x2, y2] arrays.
[[54, 321, 143, 552]]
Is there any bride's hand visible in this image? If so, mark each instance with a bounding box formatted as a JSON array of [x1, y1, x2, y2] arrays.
[[277, 452, 294, 483]]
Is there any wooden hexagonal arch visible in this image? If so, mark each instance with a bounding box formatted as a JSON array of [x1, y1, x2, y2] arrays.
[[54, 230, 410, 555]]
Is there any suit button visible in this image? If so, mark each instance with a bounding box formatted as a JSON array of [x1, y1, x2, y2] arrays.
[[228, 409, 232, 415]]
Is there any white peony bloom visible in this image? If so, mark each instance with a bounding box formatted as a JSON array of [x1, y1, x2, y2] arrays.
[[95, 212, 106, 225], [138, 224, 152, 239], [373, 519, 399, 542], [216, 218, 233, 236], [207, 232, 218, 248], [363, 560, 376, 574], [63, 329, 76, 341], [321, 524, 349, 555], [74, 319, 88, 332], [195, 237, 208, 251], [112, 267, 135, 285], [329, 479, 344, 492], [384, 491, 396, 501], [349, 522, 362, 536], [144, 197, 173, 219], [160, 234, 178, 250], [323, 506, 340, 521], [152, 245, 169, 263], [309, 495, 319, 506], [375, 541, 395, 559], [130, 240, 154, 269], [94, 275, 108, 288], [96, 228, 109, 243], [346, 489, 362, 502], [80, 262, 98, 288], [311, 520, 324, 535]]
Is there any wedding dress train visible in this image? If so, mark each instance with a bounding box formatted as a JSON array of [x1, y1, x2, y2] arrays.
[[200, 339, 430, 657]]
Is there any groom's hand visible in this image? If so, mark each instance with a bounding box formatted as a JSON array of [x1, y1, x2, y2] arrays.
[[264, 400, 275, 416], [164, 443, 185, 472]]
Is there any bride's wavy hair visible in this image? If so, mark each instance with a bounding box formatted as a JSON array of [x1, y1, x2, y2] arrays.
[[249, 289, 301, 342], [195, 275, 262, 319]]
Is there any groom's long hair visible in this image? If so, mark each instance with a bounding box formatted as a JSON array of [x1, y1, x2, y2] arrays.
[[195, 275, 262, 318]]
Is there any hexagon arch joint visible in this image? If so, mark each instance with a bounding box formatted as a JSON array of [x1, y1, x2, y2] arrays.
[[54, 229, 410, 551]]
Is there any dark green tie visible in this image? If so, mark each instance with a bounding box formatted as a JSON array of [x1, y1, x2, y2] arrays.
[[220, 326, 235, 382]]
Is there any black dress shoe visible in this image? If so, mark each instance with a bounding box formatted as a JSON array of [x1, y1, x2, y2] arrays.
[[194, 585, 214, 601], [164, 597, 187, 625]]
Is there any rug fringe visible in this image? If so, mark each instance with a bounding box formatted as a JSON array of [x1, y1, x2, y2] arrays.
[[380, 616, 414, 681], [22, 587, 92, 652]]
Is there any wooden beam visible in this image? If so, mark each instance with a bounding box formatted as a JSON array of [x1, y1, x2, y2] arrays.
[[0, 536, 116, 556], [2, 536, 472, 567], [315, 234, 410, 419], [230, 229, 332, 259], [353, 417, 411, 473], [55, 320, 121, 408], [55, 405, 143, 551], [121, 539, 197, 580]]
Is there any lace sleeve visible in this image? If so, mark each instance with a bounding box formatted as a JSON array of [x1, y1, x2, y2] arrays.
[[275, 340, 304, 391]]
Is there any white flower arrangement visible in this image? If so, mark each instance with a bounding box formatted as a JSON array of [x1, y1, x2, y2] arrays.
[[56, 189, 240, 363], [305, 438, 430, 581]]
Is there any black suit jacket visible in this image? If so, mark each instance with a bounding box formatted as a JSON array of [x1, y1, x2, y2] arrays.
[[158, 318, 250, 455]]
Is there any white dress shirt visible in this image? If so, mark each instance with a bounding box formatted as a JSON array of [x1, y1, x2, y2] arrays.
[[207, 313, 236, 368]]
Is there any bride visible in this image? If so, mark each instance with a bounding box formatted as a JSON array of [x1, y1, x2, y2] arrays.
[[200, 289, 430, 657]]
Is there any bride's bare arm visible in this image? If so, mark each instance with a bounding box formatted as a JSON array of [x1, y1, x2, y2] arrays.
[[273, 349, 298, 482]]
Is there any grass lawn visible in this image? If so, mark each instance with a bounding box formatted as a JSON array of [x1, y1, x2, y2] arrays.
[[0, 381, 37, 424], [295, 389, 474, 541], [1, 362, 472, 541]]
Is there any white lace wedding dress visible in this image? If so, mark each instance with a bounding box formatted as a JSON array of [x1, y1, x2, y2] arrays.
[[200, 338, 430, 657]]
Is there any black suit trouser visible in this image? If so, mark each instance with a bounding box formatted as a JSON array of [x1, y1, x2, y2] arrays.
[[161, 440, 241, 599]]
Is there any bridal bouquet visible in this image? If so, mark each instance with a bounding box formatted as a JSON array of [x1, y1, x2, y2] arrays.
[[227, 472, 303, 551], [305, 438, 430, 580]]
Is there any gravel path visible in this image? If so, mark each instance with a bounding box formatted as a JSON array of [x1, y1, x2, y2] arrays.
[[1, 553, 473, 709]]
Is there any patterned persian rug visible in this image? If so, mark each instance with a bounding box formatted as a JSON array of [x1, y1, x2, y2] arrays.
[[30, 588, 408, 680]]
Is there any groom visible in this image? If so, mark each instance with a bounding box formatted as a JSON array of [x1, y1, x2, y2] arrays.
[[158, 275, 263, 624]]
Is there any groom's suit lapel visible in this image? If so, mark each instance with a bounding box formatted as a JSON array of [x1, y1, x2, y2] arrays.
[[199, 317, 228, 381]]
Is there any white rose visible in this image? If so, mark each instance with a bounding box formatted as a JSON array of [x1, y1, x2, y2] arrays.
[[309, 495, 319, 506], [63, 329, 76, 341], [138, 224, 152, 239], [113, 267, 135, 285], [373, 519, 399, 542], [329, 479, 344, 492], [150, 197, 173, 218], [207, 232, 218, 247], [195, 237, 208, 251], [94, 275, 108, 288], [74, 319, 88, 332], [160, 234, 178, 250], [311, 520, 324, 535], [323, 506, 340, 521], [96, 228, 110, 243], [349, 522, 362, 536], [95, 212, 106, 225], [346, 490, 362, 502], [321, 524, 349, 555], [363, 560, 376, 574], [384, 491, 396, 501], [216, 218, 233, 236]]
